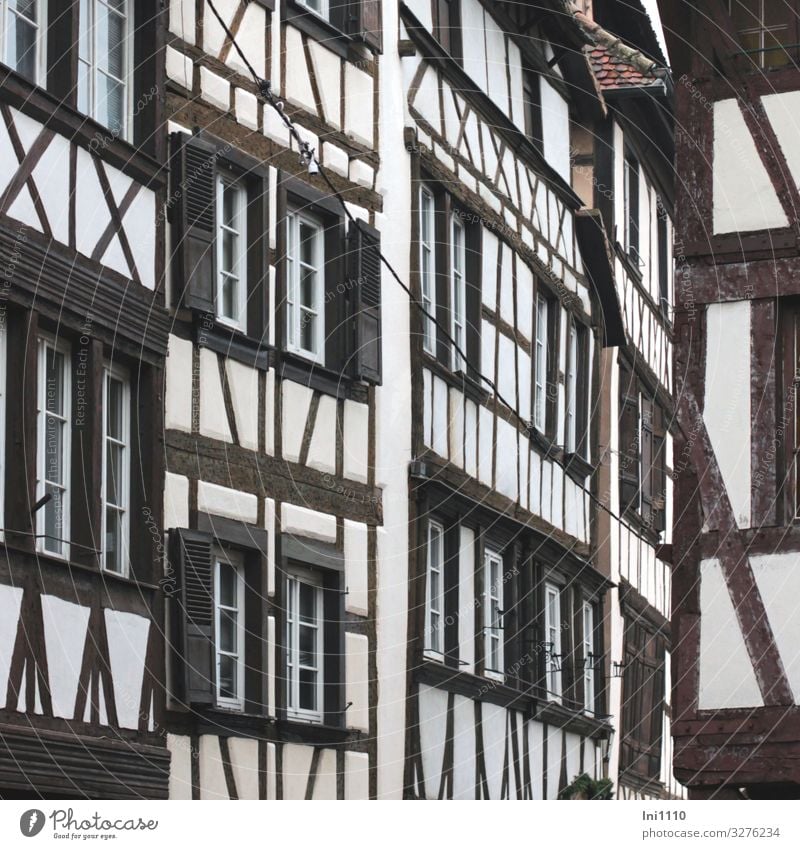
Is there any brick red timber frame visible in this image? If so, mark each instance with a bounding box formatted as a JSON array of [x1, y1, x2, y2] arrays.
[[665, 0, 800, 795]]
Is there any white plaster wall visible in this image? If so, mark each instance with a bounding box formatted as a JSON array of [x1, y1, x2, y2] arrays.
[[344, 519, 369, 616], [418, 683, 448, 798], [704, 300, 751, 528], [167, 734, 193, 799], [166, 339, 193, 432], [307, 394, 337, 475], [199, 735, 229, 799], [197, 481, 258, 524], [104, 609, 150, 729], [541, 80, 571, 184], [281, 380, 313, 463], [282, 743, 314, 799], [228, 737, 260, 799], [281, 503, 337, 542], [225, 360, 259, 451], [698, 558, 762, 709], [713, 98, 787, 233], [452, 695, 476, 799], [345, 751, 369, 799], [343, 400, 369, 482], [40, 595, 89, 719], [345, 633, 370, 732], [199, 348, 232, 442]]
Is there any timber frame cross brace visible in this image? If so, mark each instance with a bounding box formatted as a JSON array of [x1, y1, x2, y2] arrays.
[[675, 384, 793, 706]]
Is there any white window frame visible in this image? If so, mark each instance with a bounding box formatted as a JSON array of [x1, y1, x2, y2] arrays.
[[483, 548, 504, 677], [533, 293, 548, 432], [1, 0, 47, 84], [425, 520, 445, 658], [286, 569, 325, 723], [286, 209, 325, 363], [297, 0, 330, 21], [214, 549, 246, 710], [419, 186, 436, 355], [544, 583, 562, 701], [566, 321, 578, 453], [450, 213, 466, 372], [36, 335, 71, 560], [101, 364, 130, 575], [583, 601, 596, 714], [78, 0, 133, 138], [729, 0, 790, 67], [215, 171, 248, 331]]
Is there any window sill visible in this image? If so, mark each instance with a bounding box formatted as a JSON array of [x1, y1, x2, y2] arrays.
[[621, 506, 663, 547], [275, 718, 360, 746], [422, 354, 490, 405], [564, 451, 593, 483], [536, 701, 614, 738], [278, 350, 365, 401], [528, 427, 562, 460], [416, 659, 537, 713], [283, 1, 354, 60], [195, 317, 273, 370], [615, 242, 644, 284]]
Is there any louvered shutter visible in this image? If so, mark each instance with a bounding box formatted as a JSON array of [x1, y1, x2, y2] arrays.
[[348, 219, 382, 384], [170, 528, 215, 706], [171, 133, 217, 313], [640, 397, 655, 527], [619, 366, 639, 512], [349, 0, 383, 52]]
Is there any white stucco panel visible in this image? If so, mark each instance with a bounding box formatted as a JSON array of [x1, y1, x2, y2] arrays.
[[713, 98, 787, 233], [698, 558, 763, 709], [704, 301, 751, 528], [0, 584, 23, 710], [104, 608, 150, 729], [345, 633, 369, 733], [41, 595, 90, 720]]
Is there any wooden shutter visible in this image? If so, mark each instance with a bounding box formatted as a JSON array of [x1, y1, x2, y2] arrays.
[[545, 298, 559, 437], [170, 133, 217, 313], [170, 528, 215, 706], [348, 219, 383, 383], [653, 403, 666, 534], [350, 0, 383, 52], [619, 365, 639, 512], [465, 221, 482, 383], [640, 396, 655, 527]]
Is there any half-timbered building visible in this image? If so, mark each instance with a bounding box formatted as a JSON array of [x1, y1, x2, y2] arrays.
[[393, 0, 625, 799], [0, 2, 171, 797], [660, 0, 800, 798], [162, 0, 384, 800], [570, 1, 683, 800]]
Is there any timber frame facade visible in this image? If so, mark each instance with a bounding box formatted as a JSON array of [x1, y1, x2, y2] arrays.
[[0, 2, 171, 797], [660, 0, 800, 798]]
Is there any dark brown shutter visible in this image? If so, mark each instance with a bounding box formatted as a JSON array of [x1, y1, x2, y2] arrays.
[[348, 219, 382, 384], [640, 396, 654, 527], [545, 298, 559, 438], [349, 0, 383, 52], [619, 365, 639, 512], [170, 528, 215, 706], [170, 132, 217, 313], [465, 222, 482, 382]]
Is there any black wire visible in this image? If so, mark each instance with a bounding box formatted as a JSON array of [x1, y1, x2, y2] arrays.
[[203, 0, 666, 551]]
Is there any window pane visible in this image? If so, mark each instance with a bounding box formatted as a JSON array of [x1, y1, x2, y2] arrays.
[[219, 610, 237, 653], [300, 266, 316, 308], [44, 416, 64, 483], [301, 311, 316, 353], [78, 0, 90, 60], [97, 73, 125, 136], [299, 582, 316, 623], [299, 221, 317, 267], [219, 561, 236, 608], [97, 4, 126, 78], [44, 485, 64, 554], [45, 350, 64, 414], [221, 276, 237, 319], [77, 61, 91, 114], [7, 13, 36, 80], [299, 623, 316, 667], [106, 442, 123, 505], [222, 228, 236, 273], [222, 183, 238, 229], [219, 654, 236, 700], [106, 376, 124, 440], [104, 507, 122, 571], [299, 668, 317, 711]]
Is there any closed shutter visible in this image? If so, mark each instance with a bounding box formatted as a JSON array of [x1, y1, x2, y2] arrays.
[[170, 133, 217, 313], [619, 365, 639, 512], [350, 0, 383, 52], [465, 222, 482, 383], [348, 219, 382, 384], [169, 528, 215, 706], [545, 299, 559, 437], [653, 403, 666, 533]]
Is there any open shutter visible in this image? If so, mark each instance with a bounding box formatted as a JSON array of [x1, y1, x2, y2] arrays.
[[640, 396, 654, 527], [170, 528, 215, 706], [619, 365, 639, 512], [653, 403, 666, 534], [465, 221, 482, 383], [348, 219, 382, 384], [349, 0, 383, 52], [171, 132, 217, 313]]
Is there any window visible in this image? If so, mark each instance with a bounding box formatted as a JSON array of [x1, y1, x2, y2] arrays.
[[216, 173, 248, 330], [425, 520, 445, 655], [36, 337, 70, 557], [215, 550, 245, 710], [533, 292, 550, 433], [286, 210, 325, 362], [566, 321, 589, 457], [102, 367, 129, 574], [432, 0, 461, 59], [420, 186, 436, 354], [623, 149, 640, 265], [620, 618, 665, 781], [484, 548, 504, 674], [582, 601, 596, 713], [657, 206, 670, 317], [78, 0, 131, 137], [1, 0, 44, 82], [523, 70, 543, 153], [298, 0, 329, 19], [450, 214, 466, 372], [619, 363, 666, 534], [730, 0, 795, 67], [566, 323, 578, 453], [286, 570, 325, 722], [544, 583, 562, 699]]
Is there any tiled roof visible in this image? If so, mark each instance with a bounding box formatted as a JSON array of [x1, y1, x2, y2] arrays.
[[573, 8, 662, 91]]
